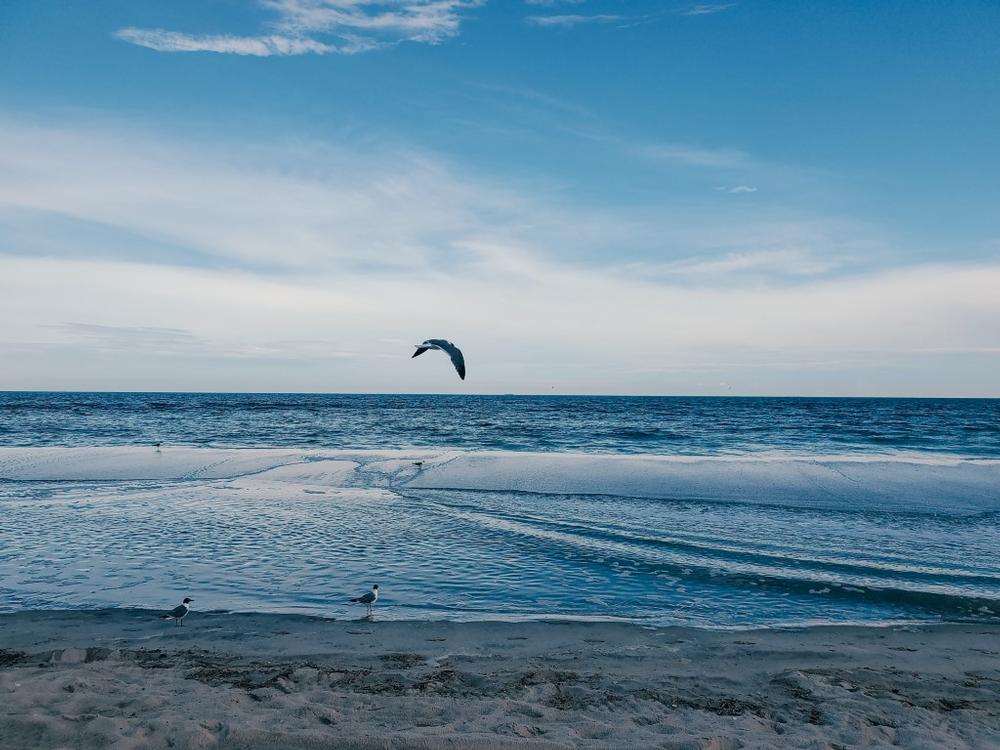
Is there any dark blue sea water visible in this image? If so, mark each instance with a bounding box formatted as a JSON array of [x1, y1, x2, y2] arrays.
[[2, 392, 1000, 456], [1, 393, 998, 627]]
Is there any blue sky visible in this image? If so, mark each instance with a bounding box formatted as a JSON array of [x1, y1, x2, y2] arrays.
[[1, 0, 999, 395]]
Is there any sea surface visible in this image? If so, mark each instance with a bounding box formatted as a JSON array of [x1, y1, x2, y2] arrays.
[[3, 392, 1000, 455], [1, 392, 998, 628]]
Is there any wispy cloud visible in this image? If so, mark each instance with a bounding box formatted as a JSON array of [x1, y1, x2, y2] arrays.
[[716, 184, 758, 194], [45, 323, 356, 361], [0, 119, 528, 274], [642, 143, 753, 169], [526, 14, 626, 28], [50, 323, 206, 353], [454, 83, 767, 178], [683, 3, 737, 16], [527, 2, 735, 30], [627, 249, 841, 278], [114, 29, 347, 57], [115, 0, 484, 57]]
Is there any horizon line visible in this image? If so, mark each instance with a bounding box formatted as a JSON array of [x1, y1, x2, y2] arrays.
[[1, 390, 998, 400]]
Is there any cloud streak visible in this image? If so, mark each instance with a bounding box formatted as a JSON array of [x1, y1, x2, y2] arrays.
[[683, 3, 737, 16], [114, 29, 345, 57], [626, 249, 840, 278], [115, 0, 484, 57], [643, 143, 753, 169], [526, 14, 626, 28]]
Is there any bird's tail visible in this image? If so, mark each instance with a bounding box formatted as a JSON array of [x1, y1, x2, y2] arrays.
[[349, 597, 361, 603], [159, 615, 172, 620]]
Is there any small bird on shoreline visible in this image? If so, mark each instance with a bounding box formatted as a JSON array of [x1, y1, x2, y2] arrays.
[[160, 597, 193, 626], [350, 585, 379, 618], [412, 339, 466, 380], [153, 442, 163, 452]]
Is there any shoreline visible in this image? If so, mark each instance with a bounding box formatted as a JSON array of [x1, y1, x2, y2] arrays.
[[1, 604, 984, 631], [2, 610, 998, 748]]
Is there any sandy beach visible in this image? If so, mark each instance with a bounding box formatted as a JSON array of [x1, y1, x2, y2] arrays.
[[1, 610, 997, 749]]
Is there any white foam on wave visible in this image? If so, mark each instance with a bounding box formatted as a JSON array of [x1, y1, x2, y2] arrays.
[[0, 447, 317, 481], [1, 447, 997, 512], [0, 447, 444, 483], [406, 452, 1000, 512]]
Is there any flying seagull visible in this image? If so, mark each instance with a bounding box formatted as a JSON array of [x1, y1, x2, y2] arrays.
[[349, 584, 379, 618], [160, 597, 193, 626], [412, 339, 465, 380]]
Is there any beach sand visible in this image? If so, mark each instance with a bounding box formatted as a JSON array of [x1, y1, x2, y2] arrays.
[[1, 611, 997, 749]]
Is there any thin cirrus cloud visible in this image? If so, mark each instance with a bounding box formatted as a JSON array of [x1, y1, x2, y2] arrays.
[[0, 119, 530, 274], [525, 14, 627, 28], [643, 143, 754, 169], [42, 323, 358, 362], [625, 249, 842, 279], [114, 0, 485, 57], [683, 3, 737, 16], [526, 1, 736, 29], [2, 119, 783, 278], [524, 1, 736, 11]]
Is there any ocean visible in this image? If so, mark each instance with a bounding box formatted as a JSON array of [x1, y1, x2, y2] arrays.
[[1, 392, 998, 628]]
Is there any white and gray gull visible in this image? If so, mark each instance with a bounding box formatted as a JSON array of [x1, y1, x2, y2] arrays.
[[349, 584, 379, 617], [412, 339, 466, 380], [160, 597, 193, 626]]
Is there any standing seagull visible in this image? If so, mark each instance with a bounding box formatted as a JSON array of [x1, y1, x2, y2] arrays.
[[160, 597, 193, 626], [412, 339, 466, 380], [349, 585, 379, 618]]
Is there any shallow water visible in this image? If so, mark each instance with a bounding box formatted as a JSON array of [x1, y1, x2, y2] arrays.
[[1, 446, 998, 627]]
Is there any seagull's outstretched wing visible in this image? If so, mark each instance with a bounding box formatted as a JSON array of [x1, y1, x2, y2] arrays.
[[427, 339, 466, 380], [412, 346, 430, 358]]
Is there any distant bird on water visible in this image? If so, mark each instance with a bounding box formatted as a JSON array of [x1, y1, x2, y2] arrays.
[[412, 339, 466, 380], [350, 584, 379, 618], [160, 597, 193, 626]]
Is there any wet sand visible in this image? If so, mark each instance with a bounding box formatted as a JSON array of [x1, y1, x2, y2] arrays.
[[1, 610, 998, 749]]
